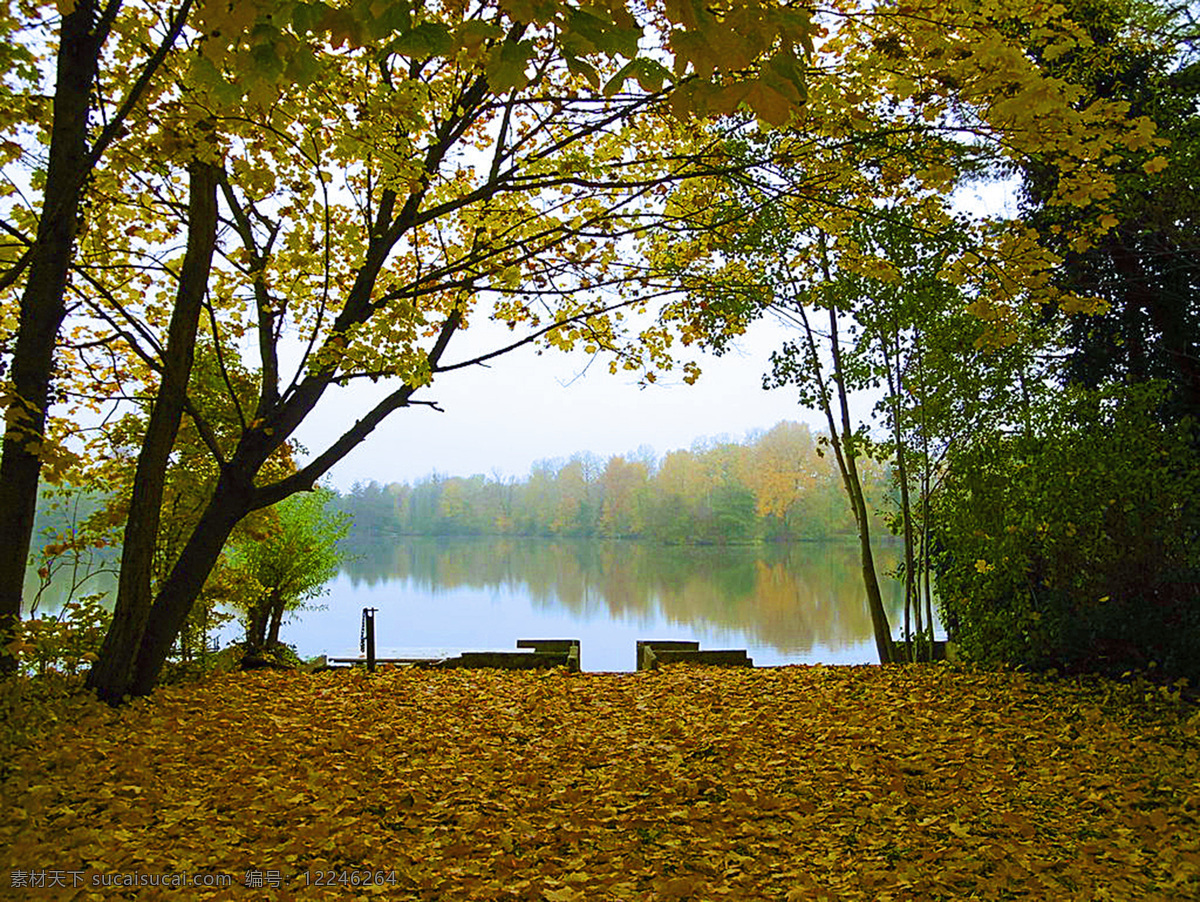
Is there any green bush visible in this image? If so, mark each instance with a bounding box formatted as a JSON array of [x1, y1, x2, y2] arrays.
[[7, 595, 112, 676], [931, 385, 1200, 680]]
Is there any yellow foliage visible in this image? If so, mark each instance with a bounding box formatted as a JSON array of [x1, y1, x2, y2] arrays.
[[2, 667, 1196, 899], [1143, 155, 1169, 174]]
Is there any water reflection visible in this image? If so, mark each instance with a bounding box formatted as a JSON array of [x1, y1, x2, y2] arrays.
[[319, 537, 916, 670]]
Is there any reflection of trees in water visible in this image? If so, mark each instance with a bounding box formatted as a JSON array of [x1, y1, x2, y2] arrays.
[[341, 537, 906, 652]]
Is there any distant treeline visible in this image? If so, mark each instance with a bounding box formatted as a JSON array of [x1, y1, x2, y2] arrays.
[[332, 422, 893, 544]]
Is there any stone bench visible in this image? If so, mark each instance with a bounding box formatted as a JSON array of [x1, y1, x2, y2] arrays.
[[637, 640, 752, 671]]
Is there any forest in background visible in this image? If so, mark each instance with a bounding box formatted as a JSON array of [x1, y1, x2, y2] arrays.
[[332, 421, 892, 544]]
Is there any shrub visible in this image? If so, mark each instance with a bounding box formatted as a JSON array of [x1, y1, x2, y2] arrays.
[[6, 595, 112, 676], [931, 385, 1200, 681]]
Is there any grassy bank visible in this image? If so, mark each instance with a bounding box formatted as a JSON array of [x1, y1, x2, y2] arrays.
[[3, 665, 1197, 900]]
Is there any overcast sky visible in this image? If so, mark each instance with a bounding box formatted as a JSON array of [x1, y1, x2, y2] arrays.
[[291, 181, 1014, 491], [296, 314, 832, 490]]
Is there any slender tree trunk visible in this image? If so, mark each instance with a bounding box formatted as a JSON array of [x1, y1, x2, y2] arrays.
[[0, 0, 106, 674], [817, 242, 894, 665], [916, 334, 936, 656], [87, 161, 219, 702], [834, 401, 896, 666], [788, 246, 894, 664], [921, 479, 935, 657], [881, 322, 917, 662]]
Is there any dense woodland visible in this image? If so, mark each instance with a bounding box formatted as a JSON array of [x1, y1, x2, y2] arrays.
[[333, 422, 891, 543]]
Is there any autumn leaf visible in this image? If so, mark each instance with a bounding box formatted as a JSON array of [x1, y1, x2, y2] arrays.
[[2, 666, 1196, 900], [1143, 155, 1169, 174]]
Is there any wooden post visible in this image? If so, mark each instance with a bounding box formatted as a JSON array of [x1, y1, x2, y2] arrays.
[[362, 607, 377, 673]]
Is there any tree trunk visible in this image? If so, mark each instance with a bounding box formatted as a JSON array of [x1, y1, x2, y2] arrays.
[[245, 601, 269, 652], [243, 588, 284, 652], [915, 333, 937, 657], [126, 473, 253, 697], [86, 161, 219, 702], [839, 430, 896, 666], [816, 242, 894, 665], [788, 263, 894, 665], [0, 0, 106, 674], [266, 591, 285, 647], [881, 323, 917, 662]]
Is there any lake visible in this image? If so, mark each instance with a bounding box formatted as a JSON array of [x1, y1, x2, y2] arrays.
[[218, 536, 938, 671]]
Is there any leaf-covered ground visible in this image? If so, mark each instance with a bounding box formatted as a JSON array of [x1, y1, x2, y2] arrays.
[[3, 666, 1198, 900]]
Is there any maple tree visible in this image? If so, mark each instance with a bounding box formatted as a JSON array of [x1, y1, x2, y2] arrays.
[[0, 0, 196, 675], [0, 0, 813, 700], [0, 0, 812, 690]]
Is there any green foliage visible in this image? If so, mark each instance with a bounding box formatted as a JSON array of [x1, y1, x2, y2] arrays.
[[25, 485, 120, 614], [227, 488, 349, 653], [932, 384, 1200, 680], [5, 595, 112, 677], [1019, 0, 1200, 422], [332, 426, 889, 545]]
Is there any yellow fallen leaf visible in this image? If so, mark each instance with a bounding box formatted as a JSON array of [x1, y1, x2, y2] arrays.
[[543, 887, 585, 902]]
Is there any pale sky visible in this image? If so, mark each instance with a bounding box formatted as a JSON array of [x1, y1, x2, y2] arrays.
[[294, 183, 1012, 491], [299, 314, 830, 489]]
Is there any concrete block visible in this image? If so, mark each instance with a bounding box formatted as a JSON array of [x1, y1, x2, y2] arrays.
[[651, 649, 753, 669], [517, 639, 580, 654], [444, 651, 571, 671], [636, 640, 699, 671]]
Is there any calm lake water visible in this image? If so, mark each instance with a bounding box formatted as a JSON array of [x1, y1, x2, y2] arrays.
[[214, 536, 938, 671]]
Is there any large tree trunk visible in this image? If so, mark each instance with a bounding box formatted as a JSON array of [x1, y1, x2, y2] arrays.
[[128, 480, 251, 696], [87, 161, 219, 702], [0, 1, 105, 674]]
